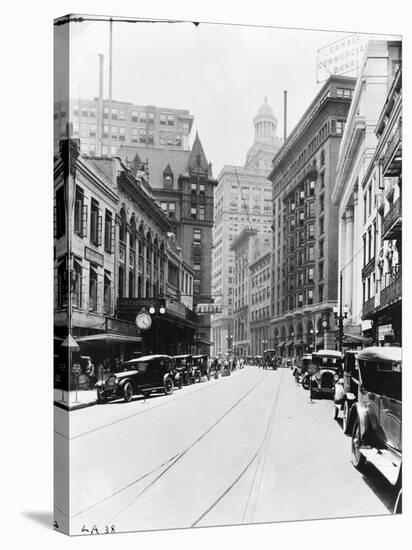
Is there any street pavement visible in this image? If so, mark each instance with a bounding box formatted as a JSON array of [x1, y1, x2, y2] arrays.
[[54, 366, 397, 535]]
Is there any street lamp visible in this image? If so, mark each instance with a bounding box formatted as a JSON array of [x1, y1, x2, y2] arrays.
[[333, 271, 349, 352]]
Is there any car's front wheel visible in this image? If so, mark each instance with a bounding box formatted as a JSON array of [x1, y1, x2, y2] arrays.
[[351, 418, 366, 471], [97, 386, 106, 403], [123, 382, 133, 403], [164, 377, 174, 395], [343, 401, 350, 434]]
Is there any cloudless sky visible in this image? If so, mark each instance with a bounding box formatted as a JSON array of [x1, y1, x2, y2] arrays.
[[66, 19, 397, 175]]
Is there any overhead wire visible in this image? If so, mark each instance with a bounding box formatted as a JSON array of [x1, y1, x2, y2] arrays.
[[194, 29, 263, 259]]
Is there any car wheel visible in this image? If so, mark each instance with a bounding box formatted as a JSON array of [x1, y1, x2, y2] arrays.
[[123, 382, 133, 403], [333, 404, 340, 420], [164, 377, 174, 395], [96, 387, 106, 403], [394, 488, 402, 514], [196, 371, 201, 383], [351, 418, 366, 470], [302, 376, 310, 390], [343, 401, 350, 434]]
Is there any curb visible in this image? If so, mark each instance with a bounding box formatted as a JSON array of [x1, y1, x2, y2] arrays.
[[54, 399, 97, 411]]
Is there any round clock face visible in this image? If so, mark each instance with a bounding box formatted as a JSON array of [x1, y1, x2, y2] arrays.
[[136, 313, 152, 330]]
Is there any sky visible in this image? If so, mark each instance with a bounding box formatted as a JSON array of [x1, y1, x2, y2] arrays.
[[62, 18, 399, 176]]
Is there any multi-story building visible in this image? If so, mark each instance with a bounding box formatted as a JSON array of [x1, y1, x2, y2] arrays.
[[117, 132, 217, 350], [211, 98, 281, 355], [54, 138, 202, 378], [269, 75, 356, 359], [333, 41, 402, 348], [230, 228, 271, 357], [250, 250, 272, 356], [54, 97, 194, 156], [361, 61, 402, 345]]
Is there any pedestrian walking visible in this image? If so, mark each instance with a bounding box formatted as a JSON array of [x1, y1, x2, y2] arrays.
[[86, 358, 95, 388]]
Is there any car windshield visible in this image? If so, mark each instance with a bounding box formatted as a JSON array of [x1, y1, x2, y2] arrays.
[[313, 356, 341, 370]]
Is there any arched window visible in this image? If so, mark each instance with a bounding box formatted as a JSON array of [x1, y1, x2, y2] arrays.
[[153, 238, 158, 268], [146, 232, 152, 263], [138, 224, 144, 258], [119, 208, 127, 243], [118, 265, 125, 299], [130, 218, 136, 250], [129, 269, 135, 298]]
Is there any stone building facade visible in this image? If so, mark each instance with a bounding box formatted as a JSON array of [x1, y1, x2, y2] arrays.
[[211, 99, 281, 355], [230, 228, 271, 357], [333, 41, 402, 348], [269, 75, 356, 359], [250, 251, 272, 356], [361, 60, 402, 345]]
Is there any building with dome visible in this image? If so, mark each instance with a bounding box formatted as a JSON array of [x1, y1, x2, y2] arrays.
[[211, 98, 282, 355]]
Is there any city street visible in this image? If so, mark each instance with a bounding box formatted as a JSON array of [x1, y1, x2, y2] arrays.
[[54, 366, 397, 535]]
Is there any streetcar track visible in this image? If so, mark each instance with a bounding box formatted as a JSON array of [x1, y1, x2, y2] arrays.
[[191, 369, 284, 527], [72, 370, 271, 523], [55, 372, 243, 441]]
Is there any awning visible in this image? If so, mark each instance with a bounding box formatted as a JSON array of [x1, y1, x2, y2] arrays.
[[194, 337, 214, 346], [286, 340, 294, 347], [343, 333, 373, 344], [75, 333, 142, 343], [277, 341, 285, 347]]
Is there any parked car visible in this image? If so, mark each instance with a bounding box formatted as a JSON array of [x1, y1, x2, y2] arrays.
[[294, 354, 312, 385], [95, 354, 175, 403], [345, 346, 402, 513], [332, 350, 359, 427], [172, 354, 195, 385], [309, 350, 343, 399], [192, 355, 211, 381]]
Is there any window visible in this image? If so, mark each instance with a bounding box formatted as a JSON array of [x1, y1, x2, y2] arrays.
[[308, 180, 315, 196], [194, 261, 201, 271], [191, 206, 197, 219], [160, 133, 165, 145], [57, 258, 68, 308], [104, 210, 113, 253], [167, 135, 173, 145], [139, 129, 146, 144], [319, 217, 324, 235], [89, 124, 97, 138], [308, 267, 314, 283], [55, 186, 66, 239], [368, 227, 372, 262], [319, 196, 324, 213], [199, 205, 205, 220], [119, 127, 126, 141], [160, 114, 166, 125], [139, 111, 146, 123], [336, 120, 345, 135], [307, 289, 313, 305], [298, 293, 303, 308], [167, 115, 174, 126], [191, 183, 197, 193], [193, 279, 201, 294], [319, 285, 324, 302], [308, 245, 314, 262], [89, 265, 98, 311], [119, 109, 126, 120], [104, 272, 112, 313], [320, 173, 325, 189], [148, 130, 154, 144], [72, 259, 82, 308], [168, 203, 176, 218], [161, 202, 167, 212], [132, 110, 138, 122], [90, 199, 101, 246], [111, 108, 118, 120], [193, 229, 201, 243], [319, 262, 324, 281]]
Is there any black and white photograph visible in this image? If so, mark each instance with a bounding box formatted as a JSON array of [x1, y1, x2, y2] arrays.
[[51, 9, 404, 538]]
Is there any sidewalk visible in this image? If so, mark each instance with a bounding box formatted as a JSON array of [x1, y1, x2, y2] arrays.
[[54, 388, 97, 411]]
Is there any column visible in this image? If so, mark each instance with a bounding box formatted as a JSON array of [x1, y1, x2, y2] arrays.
[[345, 206, 354, 312], [125, 223, 131, 297], [352, 189, 361, 324]]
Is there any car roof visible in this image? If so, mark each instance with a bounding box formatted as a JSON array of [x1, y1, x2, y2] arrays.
[[122, 354, 172, 364], [173, 354, 192, 359], [357, 346, 401, 363], [315, 349, 343, 358], [193, 354, 207, 358]]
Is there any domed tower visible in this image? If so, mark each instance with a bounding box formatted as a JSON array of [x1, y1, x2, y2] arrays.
[[245, 97, 282, 171]]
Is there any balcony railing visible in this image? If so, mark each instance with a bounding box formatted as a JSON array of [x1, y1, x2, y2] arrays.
[[382, 197, 402, 239], [382, 120, 402, 176], [380, 264, 402, 308], [362, 296, 375, 318]]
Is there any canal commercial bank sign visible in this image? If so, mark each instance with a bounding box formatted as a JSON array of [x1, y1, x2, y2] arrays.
[[317, 34, 367, 83]]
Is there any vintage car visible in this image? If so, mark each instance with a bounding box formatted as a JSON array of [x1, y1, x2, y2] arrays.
[[172, 354, 195, 385], [95, 354, 175, 403], [192, 355, 211, 381], [292, 353, 312, 389], [263, 349, 278, 370], [345, 346, 402, 513], [332, 350, 359, 426], [309, 349, 343, 399]]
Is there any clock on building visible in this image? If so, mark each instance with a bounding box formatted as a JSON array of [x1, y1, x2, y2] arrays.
[[135, 312, 152, 330]]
